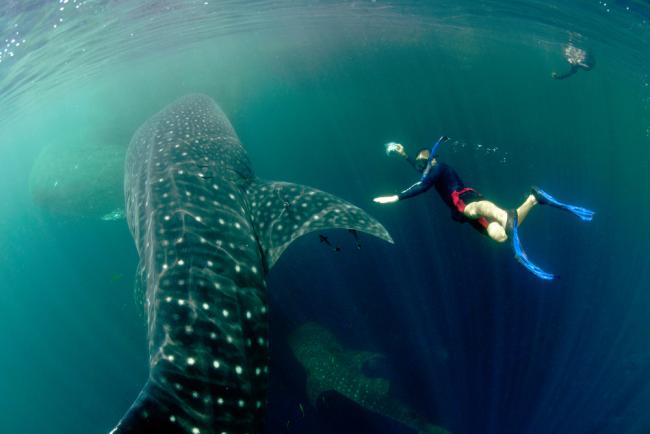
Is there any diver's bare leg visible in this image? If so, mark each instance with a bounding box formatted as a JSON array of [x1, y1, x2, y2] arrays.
[[463, 200, 508, 243], [464, 200, 508, 226], [516, 194, 538, 225], [464, 195, 539, 243]]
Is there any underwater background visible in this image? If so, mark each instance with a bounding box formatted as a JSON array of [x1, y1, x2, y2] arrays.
[[1, 1, 650, 433]]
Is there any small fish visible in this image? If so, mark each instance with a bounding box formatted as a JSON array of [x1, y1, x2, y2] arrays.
[[319, 234, 341, 252], [348, 229, 361, 249]]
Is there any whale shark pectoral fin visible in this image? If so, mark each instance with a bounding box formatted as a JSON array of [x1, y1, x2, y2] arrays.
[[247, 180, 393, 269]]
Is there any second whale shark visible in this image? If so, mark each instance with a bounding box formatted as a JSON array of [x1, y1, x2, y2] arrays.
[[110, 94, 393, 433]]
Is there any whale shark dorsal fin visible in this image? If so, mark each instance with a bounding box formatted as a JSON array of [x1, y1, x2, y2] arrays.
[[247, 180, 393, 269]]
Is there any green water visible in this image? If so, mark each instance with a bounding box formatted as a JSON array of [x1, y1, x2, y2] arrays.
[[2, 1, 650, 433]]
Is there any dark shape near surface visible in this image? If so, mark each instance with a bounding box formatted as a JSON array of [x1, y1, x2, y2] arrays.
[[551, 44, 595, 80], [111, 94, 392, 434]]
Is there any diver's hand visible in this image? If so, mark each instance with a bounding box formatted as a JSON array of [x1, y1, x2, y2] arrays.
[[373, 195, 399, 204], [385, 142, 407, 158]]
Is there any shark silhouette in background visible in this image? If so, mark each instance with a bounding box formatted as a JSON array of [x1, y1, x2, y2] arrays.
[[289, 323, 451, 434], [111, 94, 393, 433]]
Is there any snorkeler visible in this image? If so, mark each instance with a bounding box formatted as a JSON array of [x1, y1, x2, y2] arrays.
[[551, 43, 595, 80], [373, 137, 594, 280]]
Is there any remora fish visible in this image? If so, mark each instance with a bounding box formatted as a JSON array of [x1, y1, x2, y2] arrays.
[[289, 323, 451, 434], [111, 94, 392, 433]]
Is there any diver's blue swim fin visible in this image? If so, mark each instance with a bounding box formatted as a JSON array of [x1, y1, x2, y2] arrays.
[[531, 186, 594, 222], [506, 210, 555, 280]]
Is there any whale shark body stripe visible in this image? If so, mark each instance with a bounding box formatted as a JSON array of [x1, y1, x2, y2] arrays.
[[112, 94, 392, 434]]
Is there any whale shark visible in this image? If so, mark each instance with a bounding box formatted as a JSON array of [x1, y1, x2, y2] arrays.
[[289, 323, 451, 434], [110, 94, 392, 434]]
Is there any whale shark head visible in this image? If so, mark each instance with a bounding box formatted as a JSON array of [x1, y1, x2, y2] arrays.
[[112, 94, 392, 434]]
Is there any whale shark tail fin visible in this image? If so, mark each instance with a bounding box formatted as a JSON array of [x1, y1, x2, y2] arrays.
[[247, 180, 393, 269]]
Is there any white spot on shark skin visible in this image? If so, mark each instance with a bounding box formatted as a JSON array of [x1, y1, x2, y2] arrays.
[[169, 415, 176, 422], [178, 259, 185, 266], [218, 218, 225, 225], [187, 357, 196, 365], [202, 303, 209, 310], [178, 299, 186, 306], [245, 310, 252, 319], [238, 399, 245, 408], [192, 428, 200, 434], [222, 309, 229, 317], [213, 360, 220, 368], [165, 296, 172, 302], [217, 397, 224, 405], [235, 365, 243, 375]]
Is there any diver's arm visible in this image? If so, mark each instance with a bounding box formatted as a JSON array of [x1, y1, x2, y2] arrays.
[[404, 155, 417, 170], [551, 64, 579, 80], [373, 180, 433, 204], [397, 179, 433, 200]]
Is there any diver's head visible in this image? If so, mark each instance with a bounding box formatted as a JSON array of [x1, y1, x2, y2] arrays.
[[415, 148, 435, 173]]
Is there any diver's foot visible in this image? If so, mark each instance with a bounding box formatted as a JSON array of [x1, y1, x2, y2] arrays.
[[530, 186, 594, 221], [530, 186, 550, 205]]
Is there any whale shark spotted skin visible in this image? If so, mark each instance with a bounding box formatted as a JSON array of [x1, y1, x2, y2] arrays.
[[111, 94, 392, 434]]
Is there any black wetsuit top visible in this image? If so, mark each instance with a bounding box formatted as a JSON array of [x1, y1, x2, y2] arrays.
[[397, 162, 464, 209], [397, 161, 489, 235]]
